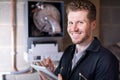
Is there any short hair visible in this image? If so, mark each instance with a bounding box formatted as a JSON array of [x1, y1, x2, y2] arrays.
[[66, 0, 96, 22]]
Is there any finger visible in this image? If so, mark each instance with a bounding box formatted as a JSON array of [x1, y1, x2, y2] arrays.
[[41, 58, 49, 67], [35, 62, 42, 66], [39, 71, 48, 80], [40, 60, 46, 66], [58, 74, 62, 80], [36, 58, 49, 67], [36, 58, 47, 66], [39, 74, 43, 80], [46, 58, 54, 72], [43, 58, 48, 67], [49, 65, 54, 72], [37, 58, 54, 72], [46, 57, 52, 64]]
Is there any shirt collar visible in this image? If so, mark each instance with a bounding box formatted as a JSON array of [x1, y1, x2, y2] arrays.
[[86, 37, 101, 52], [75, 39, 93, 55]]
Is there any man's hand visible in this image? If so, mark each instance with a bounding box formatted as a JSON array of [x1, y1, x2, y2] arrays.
[[36, 57, 63, 80], [39, 71, 48, 80], [36, 57, 54, 72], [36, 57, 54, 80], [58, 74, 62, 80]]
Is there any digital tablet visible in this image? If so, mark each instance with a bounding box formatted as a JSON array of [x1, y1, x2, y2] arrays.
[[31, 64, 57, 80]]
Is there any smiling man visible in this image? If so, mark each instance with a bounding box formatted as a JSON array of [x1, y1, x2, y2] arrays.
[[38, 0, 119, 80]]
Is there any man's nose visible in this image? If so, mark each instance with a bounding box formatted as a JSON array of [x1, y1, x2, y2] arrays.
[[72, 23, 79, 31]]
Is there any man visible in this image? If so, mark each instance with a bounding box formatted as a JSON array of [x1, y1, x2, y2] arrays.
[[38, 0, 119, 80]]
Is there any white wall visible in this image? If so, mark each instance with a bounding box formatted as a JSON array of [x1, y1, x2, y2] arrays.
[[0, 1, 28, 72]]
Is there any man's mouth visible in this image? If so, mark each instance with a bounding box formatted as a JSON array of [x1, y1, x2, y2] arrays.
[[71, 32, 82, 35]]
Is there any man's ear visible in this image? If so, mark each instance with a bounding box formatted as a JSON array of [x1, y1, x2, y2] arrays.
[[91, 20, 96, 30]]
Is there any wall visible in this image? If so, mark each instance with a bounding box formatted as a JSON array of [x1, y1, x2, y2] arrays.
[[100, 0, 120, 46], [0, 1, 12, 71], [0, 1, 28, 72]]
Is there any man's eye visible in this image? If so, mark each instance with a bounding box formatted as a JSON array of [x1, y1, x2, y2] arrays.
[[68, 22, 73, 25], [78, 21, 83, 24]]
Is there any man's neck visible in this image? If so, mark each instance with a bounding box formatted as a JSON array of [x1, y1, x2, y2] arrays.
[[76, 37, 93, 53]]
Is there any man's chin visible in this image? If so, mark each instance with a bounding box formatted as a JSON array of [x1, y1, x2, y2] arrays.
[[72, 39, 85, 44], [72, 41, 80, 44]]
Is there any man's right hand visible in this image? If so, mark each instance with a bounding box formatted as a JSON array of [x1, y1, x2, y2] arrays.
[[36, 57, 54, 72], [36, 57, 63, 80], [39, 71, 48, 80], [36, 57, 54, 80]]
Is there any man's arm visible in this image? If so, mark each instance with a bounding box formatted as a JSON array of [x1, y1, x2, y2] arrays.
[[94, 53, 119, 80]]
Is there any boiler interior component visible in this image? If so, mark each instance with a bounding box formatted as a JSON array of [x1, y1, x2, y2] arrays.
[[33, 3, 61, 35]]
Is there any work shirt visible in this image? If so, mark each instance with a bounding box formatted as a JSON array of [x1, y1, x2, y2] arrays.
[[72, 42, 92, 69]]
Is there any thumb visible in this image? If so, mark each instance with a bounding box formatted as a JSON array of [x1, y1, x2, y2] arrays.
[[58, 74, 62, 80]]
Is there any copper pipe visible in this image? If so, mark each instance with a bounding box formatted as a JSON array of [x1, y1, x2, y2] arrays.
[[11, 0, 18, 71]]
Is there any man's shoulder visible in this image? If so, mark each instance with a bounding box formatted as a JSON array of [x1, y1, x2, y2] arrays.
[[95, 46, 118, 64]]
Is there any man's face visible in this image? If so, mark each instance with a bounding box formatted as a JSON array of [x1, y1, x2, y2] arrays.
[[67, 10, 96, 44]]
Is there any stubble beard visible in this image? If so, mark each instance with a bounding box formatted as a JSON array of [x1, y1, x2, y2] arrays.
[[71, 33, 91, 45]]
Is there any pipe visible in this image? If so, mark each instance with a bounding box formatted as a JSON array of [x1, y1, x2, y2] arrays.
[[11, 0, 18, 71], [11, 0, 32, 74]]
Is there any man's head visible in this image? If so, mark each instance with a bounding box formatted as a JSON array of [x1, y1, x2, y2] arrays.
[[66, 0, 96, 22], [66, 0, 97, 45]]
